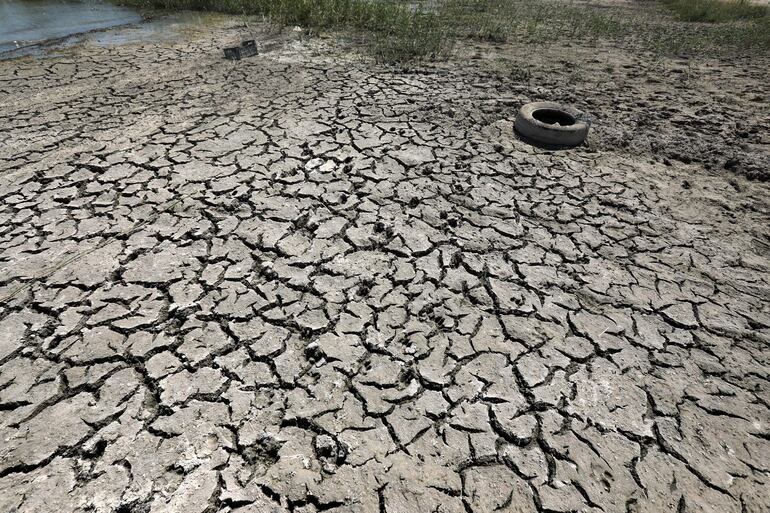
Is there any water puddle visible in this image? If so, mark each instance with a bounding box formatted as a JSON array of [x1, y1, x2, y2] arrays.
[[0, 0, 143, 57]]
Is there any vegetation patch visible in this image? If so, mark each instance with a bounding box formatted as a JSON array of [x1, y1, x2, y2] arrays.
[[118, 0, 770, 60], [662, 0, 768, 23], [120, 0, 450, 62], [441, 0, 769, 52]]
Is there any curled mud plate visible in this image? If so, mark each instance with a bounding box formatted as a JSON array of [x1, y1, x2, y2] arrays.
[[514, 101, 589, 147]]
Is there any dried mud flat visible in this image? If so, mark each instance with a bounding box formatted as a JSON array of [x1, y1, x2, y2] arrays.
[[1, 15, 769, 513]]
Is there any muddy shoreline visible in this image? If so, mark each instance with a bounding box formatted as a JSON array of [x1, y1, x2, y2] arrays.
[[0, 0, 145, 56]]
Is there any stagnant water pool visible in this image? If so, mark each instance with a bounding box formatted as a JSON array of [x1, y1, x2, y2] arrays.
[[0, 0, 143, 54]]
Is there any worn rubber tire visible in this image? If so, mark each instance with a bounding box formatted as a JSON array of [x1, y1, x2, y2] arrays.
[[514, 102, 589, 147]]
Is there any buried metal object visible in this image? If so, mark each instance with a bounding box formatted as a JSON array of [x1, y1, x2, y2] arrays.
[[514, 101, 590, 147], [224, 40, 258, 60]]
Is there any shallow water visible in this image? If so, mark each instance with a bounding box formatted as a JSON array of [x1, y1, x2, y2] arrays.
[[0, 0, 143, 54]]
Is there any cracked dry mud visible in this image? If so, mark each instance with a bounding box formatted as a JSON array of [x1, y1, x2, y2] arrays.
[[1, 17, 770, 513]]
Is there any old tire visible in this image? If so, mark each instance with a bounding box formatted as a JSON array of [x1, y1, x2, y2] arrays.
[[514, 102, 589, 147]]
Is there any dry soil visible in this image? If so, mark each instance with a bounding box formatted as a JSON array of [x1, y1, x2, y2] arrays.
[[0, 14, 769, 513]]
